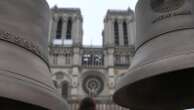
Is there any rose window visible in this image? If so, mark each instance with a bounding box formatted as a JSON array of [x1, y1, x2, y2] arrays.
[[82, 75, 104, 97]]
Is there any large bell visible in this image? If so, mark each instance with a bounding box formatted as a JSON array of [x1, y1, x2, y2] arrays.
[[0, 0, 68, 110], [113, 0, 194, 110]]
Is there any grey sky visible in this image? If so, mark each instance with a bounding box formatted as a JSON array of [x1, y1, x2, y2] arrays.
[[47, 0, 138, 45]]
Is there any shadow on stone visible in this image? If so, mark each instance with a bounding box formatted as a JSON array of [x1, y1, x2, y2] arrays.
[[0, 97, 48, 110]]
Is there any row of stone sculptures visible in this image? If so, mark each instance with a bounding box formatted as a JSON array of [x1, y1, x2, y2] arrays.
[[0, 0, 194, 110]]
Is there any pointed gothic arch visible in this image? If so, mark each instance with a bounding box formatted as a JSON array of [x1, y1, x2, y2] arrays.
[[123, 21, 128, 46], [66, 17, 72, 40], [114, 20, 119, 45], [56, 17, 63, 39], [61, 80, 69, 99]]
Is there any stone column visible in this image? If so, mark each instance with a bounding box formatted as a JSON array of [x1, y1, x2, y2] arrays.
[[104, 50, 108, 68], [104, 21, 108, 46], [105, 19, 114, 47], [103, 21, 108, 46], [107, 48, 115, 95], [48, 17, 53, 43], [72, 17, 77, 45], [109, 19, 114, 46], [50, 16, 58, 44], [118, 19, 124, 46], [73, 16, 82, 46], [62, 17, 67, 44], [127, 20, 131, 45], [71, 67, 79, 97], [71, 47, 80, 97], [107, 48, 114, 68], [127, 19, 135, 45], [79, 18, 83, 45], [73, 47, 80, 66]]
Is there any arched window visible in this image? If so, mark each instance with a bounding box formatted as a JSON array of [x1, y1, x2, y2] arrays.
[[62, 81, 69, 98], [56, 18, 63, 39], [114, 20, 119, 45], [56, 72, 64, 80], [65, 53, 72, 65], [53, 54, 58, 65], [123, 21, 128, 46], [66, 18, 72, 40]]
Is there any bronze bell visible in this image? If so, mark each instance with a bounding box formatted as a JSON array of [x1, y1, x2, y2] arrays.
[[113, 0, 194, 110], [0, 0, 68, 110]]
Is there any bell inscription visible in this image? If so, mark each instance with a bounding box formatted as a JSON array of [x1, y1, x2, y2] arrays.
[[151, 0, 185, 13], [113, 0, 194, 109]]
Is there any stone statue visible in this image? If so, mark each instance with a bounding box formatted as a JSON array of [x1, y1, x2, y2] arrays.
[[151, 0, 185, 13]]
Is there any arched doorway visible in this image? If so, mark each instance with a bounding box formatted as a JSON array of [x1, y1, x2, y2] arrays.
[[61, 81, 69, 99]]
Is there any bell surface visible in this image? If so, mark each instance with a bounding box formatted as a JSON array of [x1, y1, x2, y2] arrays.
[[0, 0, 68, 110], [113, 0, 194, 110]]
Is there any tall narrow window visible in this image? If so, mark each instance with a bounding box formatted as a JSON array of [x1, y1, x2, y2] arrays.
[[123, 21, 129, 46], [114, 20, 119, 45], [66, 18, 72, 40], [65, 53, 71, 65], [62, 81, 69, 99], [53, 54, 58, 65], [56, 18, 63, 39]]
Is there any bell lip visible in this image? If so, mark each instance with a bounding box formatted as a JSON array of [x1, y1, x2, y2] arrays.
[[113, 51, 194, 108], [0, 69, 69, 110]]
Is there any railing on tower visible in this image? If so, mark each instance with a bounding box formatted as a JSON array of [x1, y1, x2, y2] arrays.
[[81, 46, 104, 68]]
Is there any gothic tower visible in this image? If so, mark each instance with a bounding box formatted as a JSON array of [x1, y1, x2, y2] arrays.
[[49, 6, 83, 46], [103, 8, 135, 94], [48, 6, 83, 100], [103, 8, 135, 47], [48, 6, 135, 110]]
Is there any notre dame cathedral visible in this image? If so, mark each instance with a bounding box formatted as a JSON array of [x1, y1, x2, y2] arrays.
[[48, 6, 135, 110]]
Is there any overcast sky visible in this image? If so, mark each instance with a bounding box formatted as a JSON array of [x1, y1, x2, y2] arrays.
[[46, 0, 138, 46]]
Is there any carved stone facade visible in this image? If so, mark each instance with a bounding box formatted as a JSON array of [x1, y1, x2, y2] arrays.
[[48, 6, 135, 110]]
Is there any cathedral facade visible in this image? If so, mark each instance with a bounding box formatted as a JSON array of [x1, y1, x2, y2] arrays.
[[48, 6, 135, 110]]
